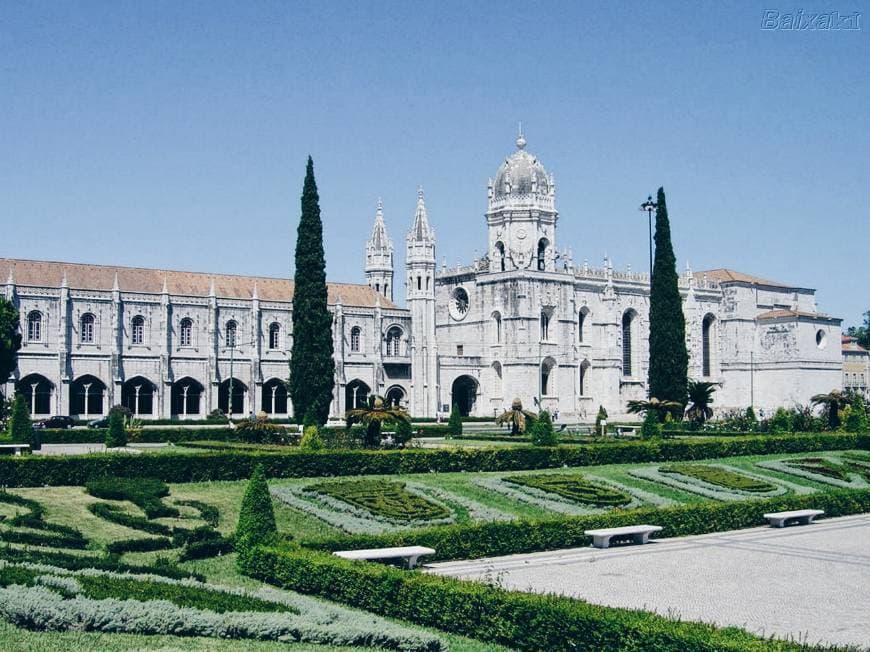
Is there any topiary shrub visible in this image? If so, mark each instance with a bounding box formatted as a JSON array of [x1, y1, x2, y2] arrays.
[[105, 405, 127, 448], [235, 464, 277, 551], [8, 394, 33, 448], [594, 405, 608, 435], [529, 410, 557, 446], [766, 407, 792, 435], [393, 418, 413, 447], [845, 394, 869, 434], [640, 410, 662, 439], [447, 404, 462, 438], [299, 425, 324, 451]]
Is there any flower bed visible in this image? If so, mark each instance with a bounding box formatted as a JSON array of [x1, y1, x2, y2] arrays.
[[629, 466, 789, 501], [503, 473, 633, 507], [304, 480, 452, 522], [659, 464, 778, 493]]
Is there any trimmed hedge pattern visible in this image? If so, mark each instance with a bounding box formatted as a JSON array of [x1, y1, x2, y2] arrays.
[[503, 473, 632, 507], [660, 463, 777, 493], [0, 433, 866, 487], [303, 488, 870, 562], [240, 545, 837, 652], [304, 480, 452, 522]]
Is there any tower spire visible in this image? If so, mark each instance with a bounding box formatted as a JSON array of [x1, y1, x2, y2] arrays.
[[411, 186, 433, 241], [365, 197, 394, 302]]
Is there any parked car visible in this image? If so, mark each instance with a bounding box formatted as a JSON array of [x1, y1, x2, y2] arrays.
[[33, 415, 76, 429], [88, 416, 110, 429]]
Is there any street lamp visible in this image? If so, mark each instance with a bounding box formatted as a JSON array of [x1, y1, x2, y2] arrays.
[[224, 336, 257, 421], [639, 195, 657, 281]]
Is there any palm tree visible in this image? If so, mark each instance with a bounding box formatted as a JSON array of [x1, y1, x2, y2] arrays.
[[626, 397, 682, 420], [495, 398, 537, 435], [686, 380, 717, 424], [346, 394, 410, 448], [811, 390, 849, 430]]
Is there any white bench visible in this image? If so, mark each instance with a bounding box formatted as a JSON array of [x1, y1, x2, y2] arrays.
[[763, 509, 824, 528], [0, 443, 30, 456], [333, 545, 436, 569], [585, 524, 662, 549]]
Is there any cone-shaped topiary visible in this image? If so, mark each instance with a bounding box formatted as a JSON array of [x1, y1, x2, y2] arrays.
[[105, 405, 127, 448], [529, 409, 557, 446], [289, 158, 335, 426], [447, 403, 463, 437], [8, 394, 31, 445], [648, 188, 688, 416], [235, 464, 277, 550]]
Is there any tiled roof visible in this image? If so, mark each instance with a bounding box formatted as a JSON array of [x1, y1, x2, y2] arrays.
[[756, 309, 836, 321], [842, 336, 869, 353], [0, 258, 397, 309], [697, 268, 793, 289]]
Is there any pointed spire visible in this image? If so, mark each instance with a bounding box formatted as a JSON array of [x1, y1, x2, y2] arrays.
[[516, 122, 526, 150], [369, 197, 389, 249], [410, 186, 433, 241]]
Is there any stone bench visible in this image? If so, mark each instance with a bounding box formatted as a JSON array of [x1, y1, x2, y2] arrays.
[[763, 509, 824, 528], [334, 545, 436, 569], [0, 443, 30, 456], [584, 524, 662, 549]]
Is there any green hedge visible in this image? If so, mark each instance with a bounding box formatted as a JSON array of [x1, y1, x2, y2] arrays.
[[15, 427, 238, 445], [0, 433, 866, 488], [303, 488, 870, 561], [240, 545, 834, 652]]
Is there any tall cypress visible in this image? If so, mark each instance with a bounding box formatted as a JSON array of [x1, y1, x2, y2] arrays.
[[289, 157, 335, 425], [647, 187, 688, 413]]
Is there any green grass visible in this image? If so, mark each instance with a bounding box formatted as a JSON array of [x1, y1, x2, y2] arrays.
[[304, 480, 452, 522], [503, 473, 633, 507], [659, 464, 777, 493]]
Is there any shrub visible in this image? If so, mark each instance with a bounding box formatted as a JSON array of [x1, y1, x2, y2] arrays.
[[85, 477, 177, 519], [660, 464, 776, 493], [174, 499, 220, 527], [106, 536, 175, 554], [766, 407, 792, 435], [304, 479, 451, 521], [105, 405, 127, 448], [236, 415, 286, 444], [393, 418, 413, 446], [528, 410, 557, 446], [0, 545, 198, 579], [235, 464, 277, 550], [88, 502, 174, 536], [845, 394, 869, 434], [206, 409, 229, 423], [179, 536, 235, 561], [594, 405, 608, 435], [447, 403, 462, 437], [641, 409, 662, 439], [8, 395, 33, 449], [503, 473, 631, 507], [299, 425, 324, 451]]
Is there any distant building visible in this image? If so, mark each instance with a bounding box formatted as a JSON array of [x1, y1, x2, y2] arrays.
[[2, 133, 844, 420], [842, 335, 869, 398]]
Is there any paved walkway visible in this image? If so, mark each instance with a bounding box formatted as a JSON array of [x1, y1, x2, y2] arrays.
[[427, 515, 870, 648]]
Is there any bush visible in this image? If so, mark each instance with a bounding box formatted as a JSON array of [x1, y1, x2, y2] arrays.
[[447, 404, 462, 437], [393, 418, 413, 446], [594, 405, 608, 435], [0, 432, 866, 488], [179, 536, 235, 561], [106, 536, 175, 554], [0, 545, 198, 579], [641, 409, 662, 439], [304, 479, 451, 521], [299, 425, 324, 451], [206, 409, 229, 423], [845, 394, 869, 434], [236, 415, 287, 444], [529, 410, 557, 446], [302, 487, 870, 563], [7, 395, 33, 449], [86, 477, 177, 519], [241, 541, 839, 652], [105, 405, 127, 448], [236, 464, 277, 550]]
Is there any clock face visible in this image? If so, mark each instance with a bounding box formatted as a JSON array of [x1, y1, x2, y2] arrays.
[[449, 287, 469, 321]]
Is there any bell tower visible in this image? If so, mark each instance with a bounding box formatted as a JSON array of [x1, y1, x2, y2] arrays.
[[365, 198, 394, 302]]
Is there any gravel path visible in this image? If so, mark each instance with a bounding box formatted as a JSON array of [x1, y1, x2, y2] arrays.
[[427, 515, 870, 649]]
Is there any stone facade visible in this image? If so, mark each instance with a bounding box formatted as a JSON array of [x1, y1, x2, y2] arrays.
[[2, 134, 844, 421], [842, 335, 869, 398]]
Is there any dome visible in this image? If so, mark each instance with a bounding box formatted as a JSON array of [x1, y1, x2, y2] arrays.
[[491, 134, 551, 200]]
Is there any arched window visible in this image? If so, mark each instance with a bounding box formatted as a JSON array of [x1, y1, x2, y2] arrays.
[[622, 311, 634, 376], [537, 238, 549, 271], [226, 320, 237, 348], [702, 313, 715, 377], [269, 322, 281, 350], [495, 241, 506, 272], [350, 326, 361, 352], [80, 313, 95, 344], [541, 357, 556, 396], [179, 318, 193, 347], [540, 311, 550, 341], [578, 308, 588, 343], [386, 326, 403, 357], [579, 360, 590, 396], [27, 311, 42, 342], [131, 315, 145, 345], [492, 311, 502, 344], [417, 276, 422, 291]]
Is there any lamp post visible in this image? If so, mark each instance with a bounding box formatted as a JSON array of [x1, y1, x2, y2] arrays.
[[224, 336, 257, 421], [639, 195, 657, 281]]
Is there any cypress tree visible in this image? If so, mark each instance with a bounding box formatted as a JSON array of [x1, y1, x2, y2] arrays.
[[0, 297, 21, 390], [235, 464, 277, 550], [447, 403, 463, 437], [8, 394, 31, 443], [289, 157, 335, 425], [648, 187, 688, 413]]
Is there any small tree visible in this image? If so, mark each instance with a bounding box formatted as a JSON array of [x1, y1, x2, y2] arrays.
[[495, 398, 537, 435], [346, 395, 410, 448], [105, 405, 127, 448], [845, 394, 868, 434], [640, 409, 662, 439], [8, 394, 31, 444], [767, 407, 792, 435], [235, 464, 277, 550], [299, 425, 325, 450], [811, 390, 849, 430], [529, 409, 557, 446], [686, 380, 717, 426], [447, 403, 463, 438], [594, 405, 608, 435], [0, 298, 22, 388], [393, 418, 413, 447], [744, 406, 758, 432]]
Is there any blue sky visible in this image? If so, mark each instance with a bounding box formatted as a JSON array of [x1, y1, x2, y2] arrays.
[[1, 1, 867, 326]]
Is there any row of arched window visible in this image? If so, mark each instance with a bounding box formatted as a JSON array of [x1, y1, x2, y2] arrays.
[[348, 325, 405, 355], [492, 238, 550, 272]]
